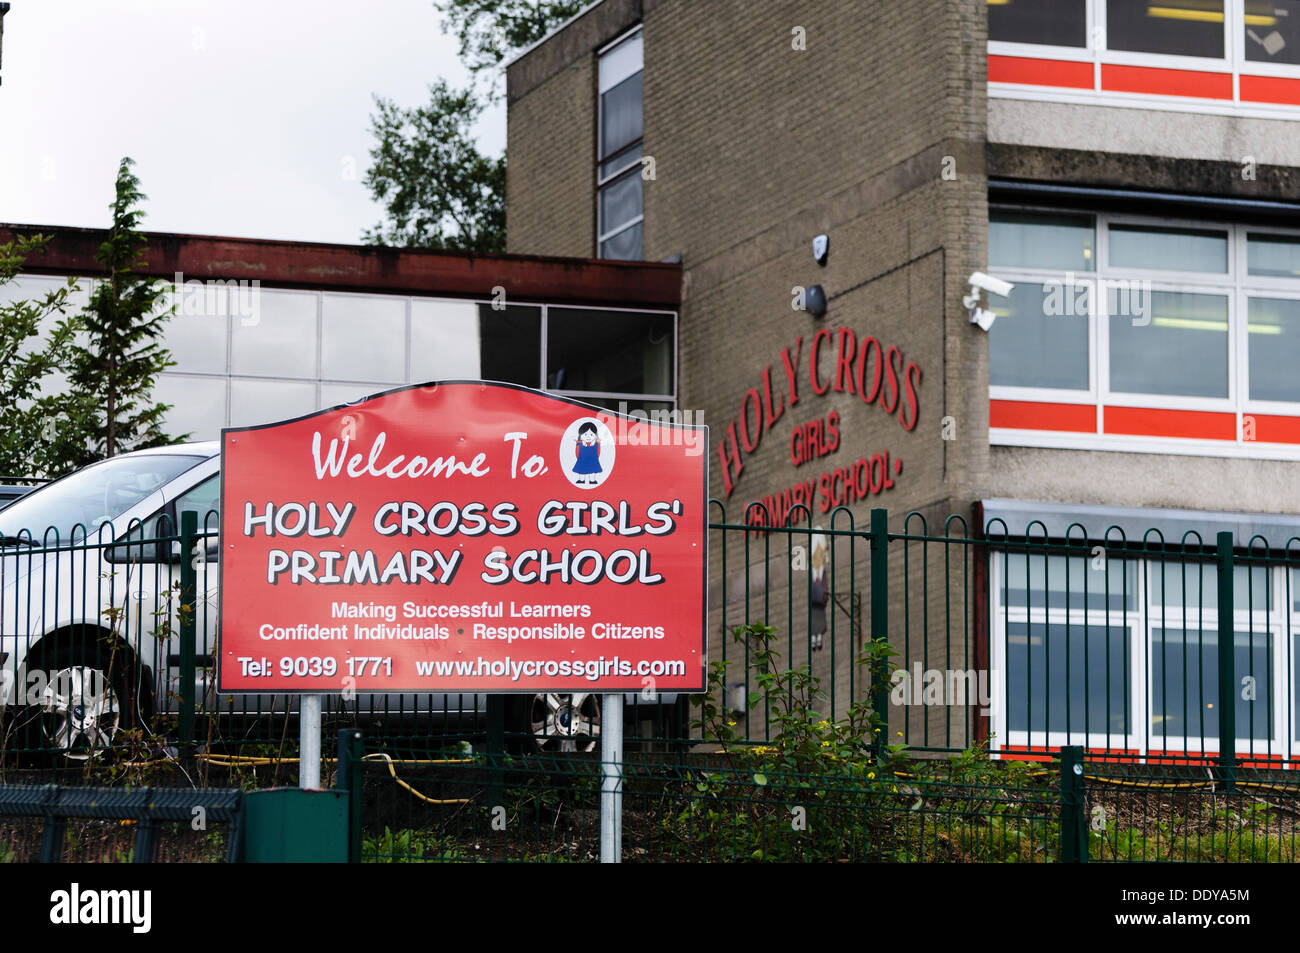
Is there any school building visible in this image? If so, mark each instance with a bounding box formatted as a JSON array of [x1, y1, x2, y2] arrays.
[[503, 0, 1300, 760]]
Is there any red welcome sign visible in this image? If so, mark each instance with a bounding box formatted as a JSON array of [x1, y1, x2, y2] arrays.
[[217, 382, 707, 693]]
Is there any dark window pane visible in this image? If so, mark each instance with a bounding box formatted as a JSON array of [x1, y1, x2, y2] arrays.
[[1245, 0, 1300, 64], [567, 396, 676, 417], [1108, 292, 1228, 398], [1151, 629, 1273, 743], [600, 72, 643, 160], [599, 222, 643, 261], [1006, 621, 1131, 734], [989, 0, 1087, 46], [990, 211, 1095, 271], [546, 308, 673, 395], [478, 305, 540, 387], [989, 283, 1089, 389], [1248, 298, 1300, 403], [1107, 0, 1225, 58]]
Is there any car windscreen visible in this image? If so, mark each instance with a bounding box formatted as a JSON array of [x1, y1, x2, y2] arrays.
[[0, 454, 205, 542]]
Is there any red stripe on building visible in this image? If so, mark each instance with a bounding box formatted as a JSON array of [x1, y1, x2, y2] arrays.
[[1102, 64, 1232, 99], [1240, 74, 1300, 106], [1104, 406, 1236, 440], [990, 399, 1096, 433], [1245, 413, 1300, 444], [988, 54, 1094, 89], [1149, 750, 1288, 769]]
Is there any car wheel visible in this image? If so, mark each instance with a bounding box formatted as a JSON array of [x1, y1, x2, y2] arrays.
[[40, 664, 126, 761], [509, 692, 602, 754], [29, 640, 149, 764]]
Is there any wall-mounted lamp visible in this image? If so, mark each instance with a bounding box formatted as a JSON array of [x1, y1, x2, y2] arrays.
[[805, 283, 827, 318]]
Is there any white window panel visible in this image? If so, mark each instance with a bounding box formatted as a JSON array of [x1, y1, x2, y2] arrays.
[[410, 299, 481, 382], [322, 292, 406, 383], [230, 288, 318, 379], [229, 378, 317, 428], [154, 374, 227, 443], [164, 298, 229, 375]]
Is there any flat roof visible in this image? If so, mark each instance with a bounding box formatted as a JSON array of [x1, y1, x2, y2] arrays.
[[501, 0, 607, 70], [0, 222, 681, 310]]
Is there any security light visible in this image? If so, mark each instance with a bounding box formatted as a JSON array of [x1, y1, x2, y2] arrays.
[[812, 234, 829, 267]]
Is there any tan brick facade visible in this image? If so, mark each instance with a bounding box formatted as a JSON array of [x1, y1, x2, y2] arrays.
[[507, 0, 993, 748]]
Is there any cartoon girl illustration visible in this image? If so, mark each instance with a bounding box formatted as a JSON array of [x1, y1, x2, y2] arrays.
[[572, 421, 603, 485]]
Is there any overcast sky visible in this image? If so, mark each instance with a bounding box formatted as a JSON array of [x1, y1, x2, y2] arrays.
[[0, 0, 506, 244]]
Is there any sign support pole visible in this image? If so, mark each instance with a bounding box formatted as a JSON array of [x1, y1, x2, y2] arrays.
[[600, 693, 623, 863], [300, 694, 322, 789]]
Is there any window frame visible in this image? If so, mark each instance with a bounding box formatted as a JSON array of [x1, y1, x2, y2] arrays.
[[988, 208, 1300, 457], [8, 272, 681, 440], [596, 25, 645, 260], [988, 0, 1300, 119], [989, 550, 1295, 758]]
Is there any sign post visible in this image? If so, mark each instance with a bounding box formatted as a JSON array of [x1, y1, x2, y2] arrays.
[[299, 694, 321, 789], [217, 382, 707, 858], [600, 691, 622, 862]]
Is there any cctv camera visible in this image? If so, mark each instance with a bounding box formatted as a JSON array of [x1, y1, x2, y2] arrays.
[[971, 307, 997, 333], [967, 272, 1014, 299]]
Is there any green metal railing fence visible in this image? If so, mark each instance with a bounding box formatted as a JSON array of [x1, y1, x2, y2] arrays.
[[1, 504, 1299, 776]]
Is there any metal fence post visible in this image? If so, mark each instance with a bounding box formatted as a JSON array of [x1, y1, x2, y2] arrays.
[[337, 728, 363, 863], [485, 694, 506, 810], [870, 508, 890, 759], [1215, 531, 1236, 792], [178, 510, 198, 752], [1058, 745, 1086, 863]]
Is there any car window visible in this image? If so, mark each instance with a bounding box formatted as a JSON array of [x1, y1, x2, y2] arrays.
[[176, 475, 220, 533], [0, 454, 204, 541]]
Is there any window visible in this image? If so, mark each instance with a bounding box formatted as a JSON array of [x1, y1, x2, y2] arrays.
[[991, 550, 1288, 756], [1244, 0, 1300, 65], [597, 28, 644, 260], [1107, 0, 1226, 59], [988, 0, 1087, 47], [988, 211, 1300, 454], [988, 0, 1300, 113], [545, 307, 673, 396], [18, 273, 678, 442]]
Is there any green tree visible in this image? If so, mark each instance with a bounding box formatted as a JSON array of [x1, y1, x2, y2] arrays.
[[435, 0, 587, 83], [0, 235, 88, 477], [363, 79, 507, 252], [64, 157, 181, 465], [363, 0, 584, 251]]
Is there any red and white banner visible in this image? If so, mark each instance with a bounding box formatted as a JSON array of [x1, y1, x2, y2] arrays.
[[218, 382, 707, 693]]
